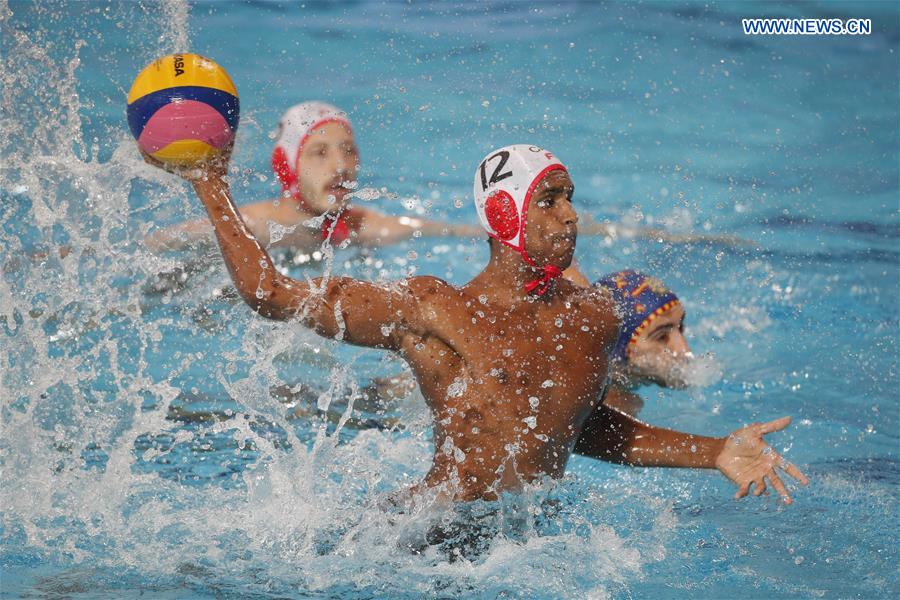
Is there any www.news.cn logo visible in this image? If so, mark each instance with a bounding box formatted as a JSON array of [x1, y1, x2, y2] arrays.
[[742, 18, 872, 36]]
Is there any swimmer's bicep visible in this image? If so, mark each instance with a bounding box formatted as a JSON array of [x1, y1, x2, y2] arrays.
[[350, 276, 453, 350]]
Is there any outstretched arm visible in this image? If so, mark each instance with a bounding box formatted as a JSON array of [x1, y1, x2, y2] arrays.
[[141, 152, 428, 350], [190, 173, 427, 348], [575, 402, 725, 468], [575, 403, 808, 503]]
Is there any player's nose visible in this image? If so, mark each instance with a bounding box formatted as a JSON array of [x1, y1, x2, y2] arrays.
[[669, 331, 690, 356], [559, 200, 578, 227]]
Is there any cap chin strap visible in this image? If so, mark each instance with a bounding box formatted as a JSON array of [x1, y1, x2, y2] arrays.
[[524, 264, 562, 296], [517, 249, 562, 296]]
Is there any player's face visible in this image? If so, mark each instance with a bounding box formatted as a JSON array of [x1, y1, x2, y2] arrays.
[[523, 170, 578, 268], [296, 122, 359, 214], [625, 303, 692, 388]]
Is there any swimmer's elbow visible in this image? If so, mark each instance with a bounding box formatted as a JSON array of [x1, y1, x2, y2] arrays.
[[235, 272, 299, 321]]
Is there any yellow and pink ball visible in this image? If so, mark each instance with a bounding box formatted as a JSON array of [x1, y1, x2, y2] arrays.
[[126, 53, 239, 166]]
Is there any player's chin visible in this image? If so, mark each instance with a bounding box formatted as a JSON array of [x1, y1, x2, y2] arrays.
[[546, 240, 575, 265], [323, 191, 351, 211], [648, 364, 691, 389], [554, 246, 576, 269]]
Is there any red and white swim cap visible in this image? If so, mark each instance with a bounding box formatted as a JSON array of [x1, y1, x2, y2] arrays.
[[270, 101, 353, 198], [473, 144, 568, 267]]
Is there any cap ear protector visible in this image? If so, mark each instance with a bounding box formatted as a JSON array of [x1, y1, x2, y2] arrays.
[[485, 190, 519, 240], [472, 144, 570, 295]]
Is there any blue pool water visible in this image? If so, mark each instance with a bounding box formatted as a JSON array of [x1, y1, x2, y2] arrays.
[[1, 0, 898, 597]]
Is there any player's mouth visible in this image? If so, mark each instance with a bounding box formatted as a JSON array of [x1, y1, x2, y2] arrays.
[[325, 179, 356, 200], [552, 232, 577, 247]]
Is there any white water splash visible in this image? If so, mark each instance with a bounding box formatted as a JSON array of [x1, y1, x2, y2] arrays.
[[673, 352, 724, 388]]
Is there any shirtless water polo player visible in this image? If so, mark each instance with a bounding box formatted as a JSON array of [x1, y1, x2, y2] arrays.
[[143, 143, 808, 505]]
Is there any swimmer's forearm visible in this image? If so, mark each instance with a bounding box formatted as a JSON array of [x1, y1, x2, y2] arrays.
[[192, 176, 417, 346], [622, 425, 725, 468], [574, 404, 725, 468], [192, 176, 302, 318]]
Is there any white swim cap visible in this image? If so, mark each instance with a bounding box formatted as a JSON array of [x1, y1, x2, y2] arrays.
[[271, 101, 353, 197], [472, 144, 568, 267]]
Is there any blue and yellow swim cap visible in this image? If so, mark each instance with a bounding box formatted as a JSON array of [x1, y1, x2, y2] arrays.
[[596, 270, 681, 363]]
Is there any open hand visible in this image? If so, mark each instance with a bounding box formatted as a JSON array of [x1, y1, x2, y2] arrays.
[[715, 416, 809, 504]]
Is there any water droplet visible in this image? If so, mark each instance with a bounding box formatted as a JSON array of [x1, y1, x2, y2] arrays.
[[447, 377, 467, 398], [541, 380, 554, 388]]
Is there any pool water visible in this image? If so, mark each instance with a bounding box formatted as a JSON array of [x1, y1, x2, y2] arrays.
[[1, 1, 897, 598]]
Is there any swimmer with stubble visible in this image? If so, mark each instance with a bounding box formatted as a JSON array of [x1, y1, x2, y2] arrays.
[[142, 142, 808, 506]]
